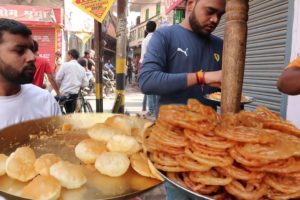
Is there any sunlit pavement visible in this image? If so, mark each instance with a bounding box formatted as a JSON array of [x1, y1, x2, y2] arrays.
[[84, 84, 145, 114]]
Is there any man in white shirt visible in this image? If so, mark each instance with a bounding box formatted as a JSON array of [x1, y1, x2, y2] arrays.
[[56, 49, 88, 113], [0, 18, 61, 130], [139, 21, 157, 118]]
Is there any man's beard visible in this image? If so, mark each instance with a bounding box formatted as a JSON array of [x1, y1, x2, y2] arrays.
[[189, 10, 212, 37], [0, 58, 36, 84]]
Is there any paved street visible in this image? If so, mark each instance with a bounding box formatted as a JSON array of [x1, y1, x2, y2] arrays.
[[85, 84, 145, 115]]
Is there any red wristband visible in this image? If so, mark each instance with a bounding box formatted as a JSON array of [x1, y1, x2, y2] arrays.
[[196, 70, 205, 85]]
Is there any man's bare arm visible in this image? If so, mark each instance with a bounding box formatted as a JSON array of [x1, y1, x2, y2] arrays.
[[46, 74, 60, 96], [277, 67, 300, 95]]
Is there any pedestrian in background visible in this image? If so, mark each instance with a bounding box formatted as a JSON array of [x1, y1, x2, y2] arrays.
[[140, 21, 158, 118], [56, 49, 89, 113], [54, 50, 62, 74], [126, 57, 133, 85], [32, 40, 60, 95]]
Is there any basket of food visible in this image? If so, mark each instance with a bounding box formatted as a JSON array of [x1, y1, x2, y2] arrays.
[[145, 99, 300, 200]]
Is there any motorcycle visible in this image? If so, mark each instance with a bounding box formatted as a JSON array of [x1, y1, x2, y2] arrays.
[[103, 69, 115, 96]]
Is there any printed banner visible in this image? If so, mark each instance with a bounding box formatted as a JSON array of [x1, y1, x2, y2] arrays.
[[0, 4, 58, 24], [72, 0, 115, 23]]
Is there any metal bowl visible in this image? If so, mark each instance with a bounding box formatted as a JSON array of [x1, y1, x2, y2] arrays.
[[0, 114, 162, 200]]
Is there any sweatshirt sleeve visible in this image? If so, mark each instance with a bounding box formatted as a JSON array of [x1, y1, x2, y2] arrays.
[[138, 31, 187, 96]]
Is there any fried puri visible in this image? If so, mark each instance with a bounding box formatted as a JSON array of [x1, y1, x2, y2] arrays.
[[0, 154, 8, 176], [130, 152, 155, 178], [95, 152, 130, 177], [21, 175, 61, 200], [106, 134, 141, 155], [50, 161, 87, 189], [6, 147, 37, 182], [34, 153, 62, 176], [87, 123, 123, 142], [75, 139, 106, 164], [105, 115, 133, 135]]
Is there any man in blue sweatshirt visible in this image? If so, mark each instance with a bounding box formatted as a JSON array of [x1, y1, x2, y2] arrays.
[[139, 0, 225, 114], [139, 0, 226, 199]]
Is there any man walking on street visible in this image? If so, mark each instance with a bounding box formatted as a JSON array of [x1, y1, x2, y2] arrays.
[[140, 21, 158, 117], [56, 49, 88, 113]]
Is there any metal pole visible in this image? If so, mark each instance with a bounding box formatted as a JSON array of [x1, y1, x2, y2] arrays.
[[113, 0, 127, 113], [221, 0, 249, 114], [94, 20, 103, 112]]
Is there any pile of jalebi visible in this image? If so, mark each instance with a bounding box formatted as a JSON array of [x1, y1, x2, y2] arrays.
[[144, 99, 300, 200]]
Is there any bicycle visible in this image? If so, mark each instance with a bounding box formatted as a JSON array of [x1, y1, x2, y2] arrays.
[[55, 95, 72, 115], [75, 89, 93, 113]]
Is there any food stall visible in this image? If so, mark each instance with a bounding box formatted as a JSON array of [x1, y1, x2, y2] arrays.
[[0, 0, 299, 199]]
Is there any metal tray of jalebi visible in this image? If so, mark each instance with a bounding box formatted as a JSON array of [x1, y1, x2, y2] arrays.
[[0, 114, 162, 200], [157, 170, 213, 200]]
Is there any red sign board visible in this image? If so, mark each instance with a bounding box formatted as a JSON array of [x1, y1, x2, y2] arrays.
[[30, 27, 56, 68], [0, 4, 62, 26], [165, 0, 184, 14]]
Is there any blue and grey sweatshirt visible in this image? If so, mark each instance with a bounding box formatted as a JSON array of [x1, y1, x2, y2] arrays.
[[138, 24, 223, 108]]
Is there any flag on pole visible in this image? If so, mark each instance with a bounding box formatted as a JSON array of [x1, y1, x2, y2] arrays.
[[72, 0, 115, 23]]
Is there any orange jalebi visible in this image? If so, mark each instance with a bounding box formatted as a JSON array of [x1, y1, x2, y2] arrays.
[[216, 164, 265, 181], [224, 180, 268, 200], [188, 170, 232, 186], [264, 174, 300, 194], [176, 155, 211, 172], [183, 173, 220, 195], [184, 129, 234, 150], [215, 126, 275, 144], [246, 157, 300, 174], [185, 146, 233, 167], [144, 99, 300, 199]]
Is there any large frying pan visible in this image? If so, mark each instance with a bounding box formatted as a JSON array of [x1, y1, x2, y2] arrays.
[[0, 114, 162, 200]]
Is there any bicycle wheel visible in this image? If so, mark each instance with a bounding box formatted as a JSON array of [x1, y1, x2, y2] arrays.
[[83, 101, 93, 112]]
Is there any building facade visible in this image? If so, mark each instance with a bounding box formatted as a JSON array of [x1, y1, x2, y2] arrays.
[[129, 0, 185, 68]]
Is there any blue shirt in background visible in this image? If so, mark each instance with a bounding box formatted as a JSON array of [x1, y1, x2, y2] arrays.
[[138, 24, 223, 109]]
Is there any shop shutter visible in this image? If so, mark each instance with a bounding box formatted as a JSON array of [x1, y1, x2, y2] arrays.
[[213, 0, 288, 112], [30, 27, 56, 68]]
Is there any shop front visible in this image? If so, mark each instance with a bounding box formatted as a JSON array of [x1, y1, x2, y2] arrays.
[[0, 4, 63, 67]]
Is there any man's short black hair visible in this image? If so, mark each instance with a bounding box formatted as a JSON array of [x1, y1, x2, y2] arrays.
[[0, 18, 32, 43], [78, 58, 87, 67], [68, 49, 80, 59], [32, 40, 38, 53], [146, 21, 156, 33], [84, 50, 90, 56]]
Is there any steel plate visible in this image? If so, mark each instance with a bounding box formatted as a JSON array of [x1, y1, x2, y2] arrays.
[[156, 170, 213, 200], [204, 94, 255, 106], [0, 114, 162, 200]]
